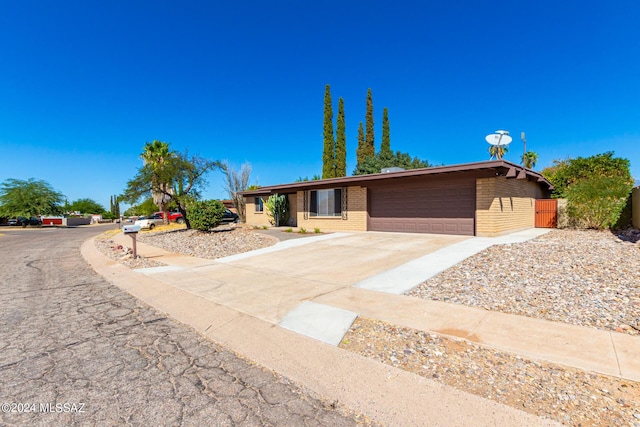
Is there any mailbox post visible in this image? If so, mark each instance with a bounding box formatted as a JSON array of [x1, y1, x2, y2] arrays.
[[122, 224, 141, 258]]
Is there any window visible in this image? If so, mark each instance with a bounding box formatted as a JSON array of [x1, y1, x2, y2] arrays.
[[255, 197, 264, 213], [310, 189, 342, 217]]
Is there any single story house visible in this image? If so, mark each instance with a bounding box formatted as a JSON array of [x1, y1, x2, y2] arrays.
[[241, 160, 554, 237]]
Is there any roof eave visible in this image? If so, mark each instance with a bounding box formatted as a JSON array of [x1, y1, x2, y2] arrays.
[[240, 160, 553, 196]]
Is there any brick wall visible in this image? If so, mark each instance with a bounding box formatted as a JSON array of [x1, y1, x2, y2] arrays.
[[245, 196, 272, 227], [244, 193, 310, 228], [476, 177, 542, 237], [288, 193, 298, 227], [296, 186, 368, 232]]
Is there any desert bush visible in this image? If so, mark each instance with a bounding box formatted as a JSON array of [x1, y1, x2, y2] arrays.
[[566, 176, 632, 229], [543, 152, 633, 229], [187, 200, 225, 231], [543, 152, 632, 198]]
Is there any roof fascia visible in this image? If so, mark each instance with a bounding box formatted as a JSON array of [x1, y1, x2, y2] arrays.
[[240, 160, 553, 196]]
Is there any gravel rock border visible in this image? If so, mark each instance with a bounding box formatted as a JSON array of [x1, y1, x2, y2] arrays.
[[94, 236, 166, 269]]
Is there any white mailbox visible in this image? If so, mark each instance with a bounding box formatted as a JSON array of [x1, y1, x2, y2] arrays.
[[123, 224, 141, 234]]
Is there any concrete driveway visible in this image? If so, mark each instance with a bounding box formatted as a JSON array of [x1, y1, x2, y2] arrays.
[[135, 231, 468, 324]]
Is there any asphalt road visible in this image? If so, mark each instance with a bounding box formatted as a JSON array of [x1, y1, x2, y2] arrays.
[[0, 226, 363, 426]]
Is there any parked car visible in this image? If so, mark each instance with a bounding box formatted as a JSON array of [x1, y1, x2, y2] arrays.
[[154, 211, 185, 224], [11, 217, 42, 227], [221, 209, 239, 224], [134, 213, 164, 230]]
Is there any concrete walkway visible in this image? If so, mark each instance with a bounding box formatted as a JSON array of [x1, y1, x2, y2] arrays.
[[354, 228, 551, 294], [83, 228, 640, 425]]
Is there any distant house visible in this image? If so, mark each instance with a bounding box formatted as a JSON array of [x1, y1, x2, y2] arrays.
[[241, 160, 554, 237], [220, 199, 237, 213]]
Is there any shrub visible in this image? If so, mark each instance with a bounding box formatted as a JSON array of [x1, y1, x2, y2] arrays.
[[102, 211, 118, 220], [187, 200, 225, 231], [566, 176, 633, 229], [543, 152, 634, 230], [298, 228, 307, 234], [314, 228, 321, 233], [263, 193, 289, 226], [284, 228, 293, 233], [543, 152, 632, 198]]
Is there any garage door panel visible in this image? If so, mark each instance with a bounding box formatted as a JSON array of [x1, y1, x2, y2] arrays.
[[429, 223, 444, 233], [368, 180, 475, 235]]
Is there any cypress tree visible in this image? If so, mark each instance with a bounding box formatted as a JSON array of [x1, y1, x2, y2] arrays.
[[322, 84, 335, 179], [380, 107, 392, 161], [364, 88, 375, 158], [356, 122, 365, 168], [114, 195, 120, 217], [335, 97, 346, 177]]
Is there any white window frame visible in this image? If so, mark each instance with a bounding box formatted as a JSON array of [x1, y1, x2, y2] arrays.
[[310, 189, 341, 217]]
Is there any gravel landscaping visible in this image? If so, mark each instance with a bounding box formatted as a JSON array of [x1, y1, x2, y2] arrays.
[[137, 224, 277, 259], [340, 317, 640, 427], [94, 224, 279, 269], [408, 229, 640, 335], [94, 232, 167, 269]]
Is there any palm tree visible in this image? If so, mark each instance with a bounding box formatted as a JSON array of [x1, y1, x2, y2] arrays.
[[488, 144, 509, 160], [521, 151, 539, 169], [141, 140, 173, 223]]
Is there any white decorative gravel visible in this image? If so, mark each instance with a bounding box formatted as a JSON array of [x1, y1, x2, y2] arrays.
[[408, 229, 640, 335]]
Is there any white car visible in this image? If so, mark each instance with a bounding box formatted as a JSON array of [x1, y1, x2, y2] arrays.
[[134, 214, 164, 230]]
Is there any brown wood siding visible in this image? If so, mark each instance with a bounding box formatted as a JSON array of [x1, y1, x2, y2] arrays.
[[535, 199, 558, 228], [367, 176, 476, 235]]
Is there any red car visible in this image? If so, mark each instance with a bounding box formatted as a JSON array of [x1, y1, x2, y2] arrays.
[[154, 211, 185, 224]]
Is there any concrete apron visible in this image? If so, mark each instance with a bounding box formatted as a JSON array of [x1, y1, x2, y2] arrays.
[[83, 236, 558, 427]]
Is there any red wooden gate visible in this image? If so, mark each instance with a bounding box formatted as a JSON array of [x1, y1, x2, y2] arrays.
[[535, 199, 558, 228]]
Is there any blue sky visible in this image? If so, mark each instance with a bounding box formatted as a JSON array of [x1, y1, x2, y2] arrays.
[[1, 1, 639, 210]]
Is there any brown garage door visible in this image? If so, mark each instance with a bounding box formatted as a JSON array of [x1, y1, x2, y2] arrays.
[[368, 179, 475, 235]]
